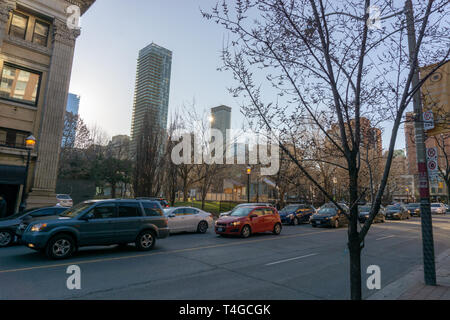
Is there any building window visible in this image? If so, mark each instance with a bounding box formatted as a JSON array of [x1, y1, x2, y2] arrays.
[[9, 12, 28, 39], [0, 64, 41, 105], [0, 127, 28, 148], [32, 20, 49, 46]]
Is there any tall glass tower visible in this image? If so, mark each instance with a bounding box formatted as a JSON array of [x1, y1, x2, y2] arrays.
[[130, 43, 172, 156]]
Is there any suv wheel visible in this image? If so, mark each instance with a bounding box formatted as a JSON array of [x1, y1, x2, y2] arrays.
[[136, 230, 155, 251], [46, 234, 75, 259], [273, 223, 282, 235], [197, 221, 208, 234], [293, 217, 299, 225], [0, 230, 13, 247], [241, 225, 251, 238]]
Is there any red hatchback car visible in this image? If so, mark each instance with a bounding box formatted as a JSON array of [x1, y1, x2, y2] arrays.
[[215, 206, 282, 238]]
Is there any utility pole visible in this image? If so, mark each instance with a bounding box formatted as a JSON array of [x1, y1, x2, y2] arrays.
[[405, 0, 436, 286]]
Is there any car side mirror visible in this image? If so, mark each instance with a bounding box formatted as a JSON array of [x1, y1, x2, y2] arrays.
[[249, 214, 257, 219], [168, 214, 176, 218]]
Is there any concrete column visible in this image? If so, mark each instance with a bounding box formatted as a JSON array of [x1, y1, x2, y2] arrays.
[[27, 19, 80, 208], [0, 0, 16, 48]]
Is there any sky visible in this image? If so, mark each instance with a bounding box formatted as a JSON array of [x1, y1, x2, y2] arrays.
[[69, 0, 407, 150]]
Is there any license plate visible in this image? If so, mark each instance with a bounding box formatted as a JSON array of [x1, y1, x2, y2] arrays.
[[217, 227, 225, 232], [316, 221, 320, 224]]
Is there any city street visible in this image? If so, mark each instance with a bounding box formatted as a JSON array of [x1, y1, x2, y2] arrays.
[[1, 216, 449, 300]]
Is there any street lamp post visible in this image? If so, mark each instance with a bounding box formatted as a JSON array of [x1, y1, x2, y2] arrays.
[[246, 166, 251, 203], [332, 177, 337, 201], [20, 135, 36, 212]]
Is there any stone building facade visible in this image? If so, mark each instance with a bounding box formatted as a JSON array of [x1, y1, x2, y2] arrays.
[[0, 0, 95, 215]]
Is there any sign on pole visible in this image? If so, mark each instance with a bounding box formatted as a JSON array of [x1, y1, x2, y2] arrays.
[[426, 147, 439, 178], [423, 110, 435, 130]]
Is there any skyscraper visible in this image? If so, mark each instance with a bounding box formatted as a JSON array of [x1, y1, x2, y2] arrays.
[[130, 43, 172, 156], [66, 93, 80, 115], [62, 93, 80, 147], [211, 105, 231, 146]]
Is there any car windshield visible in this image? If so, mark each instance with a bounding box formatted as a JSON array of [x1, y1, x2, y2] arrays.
[[280, 205, 300, 212], [230, 207, 254, 217], [59, 202, 92, 218], [3, 207, 39, 219], [57, 194, 71, 199], [406, 203, 420, 208], [317, 208, 336, 215], [431, 204, 441, 207], [387, 205, 400, 210], [358, 206, 371, 212]]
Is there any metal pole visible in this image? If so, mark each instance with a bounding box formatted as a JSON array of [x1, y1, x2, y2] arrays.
[[20, 149, 31, 212], [405, 0, 436, 285], [247, 173, 250, 203]]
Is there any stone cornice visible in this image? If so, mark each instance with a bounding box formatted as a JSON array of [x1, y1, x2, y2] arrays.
[[53, 18, 80, 47]]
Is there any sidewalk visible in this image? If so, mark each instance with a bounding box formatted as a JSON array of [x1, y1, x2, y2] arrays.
[[369, 249, 450, 300]]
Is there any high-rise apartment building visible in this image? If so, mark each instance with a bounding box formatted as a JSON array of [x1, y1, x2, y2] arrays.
[[130, 43, 172, 156], [211, 105, 231, 148]]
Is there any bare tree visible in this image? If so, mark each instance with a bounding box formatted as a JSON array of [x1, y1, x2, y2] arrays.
[[133, 111, 166, 197], [203, 0, 449, 299]]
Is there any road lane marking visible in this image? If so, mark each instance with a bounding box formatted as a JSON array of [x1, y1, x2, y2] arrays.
[[0, 229, 339, 274], [265, 253, 318, 266], [376, 235, 395, 241]]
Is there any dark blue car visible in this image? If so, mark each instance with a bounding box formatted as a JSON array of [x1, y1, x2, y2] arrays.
[[279, 204, 315, 225], [0, 206, 68, 247]]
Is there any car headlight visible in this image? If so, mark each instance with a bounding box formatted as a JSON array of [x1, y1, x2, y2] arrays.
[[230, 221, 241, 227], [288, 214, 294, 218], [30, 223, 48, 232]]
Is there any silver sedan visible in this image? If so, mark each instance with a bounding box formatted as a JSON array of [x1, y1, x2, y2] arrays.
[[164, 207, 214, 234]]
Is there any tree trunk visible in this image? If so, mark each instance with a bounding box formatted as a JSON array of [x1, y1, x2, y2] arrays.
[[111, 183, 116, 199], [183, 179, 188, 202], [348, 161, 362, 300]]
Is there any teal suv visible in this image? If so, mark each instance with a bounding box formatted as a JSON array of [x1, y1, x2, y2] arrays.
[[17, 199, 169, 259]]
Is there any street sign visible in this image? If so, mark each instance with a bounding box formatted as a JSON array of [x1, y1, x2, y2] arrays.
[[426, 147, 439, 178], [423, 111, 435, 130]]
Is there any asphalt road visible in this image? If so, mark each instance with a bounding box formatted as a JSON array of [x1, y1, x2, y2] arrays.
[[1, 215, 449, 300]]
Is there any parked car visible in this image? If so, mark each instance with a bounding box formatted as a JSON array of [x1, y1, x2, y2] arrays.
[[0, 206, 68, 247], [279, 204, 315, 225], [219, 203, 273, 217], [406, 203, 421, 217], [136, 197, 169, 208], [17, 199, 169, 259], [164, 206, 213, 234], [431, 203, 446, 215], [215, 205, 282, 238], [385, 204, 410, 220], [445, 204, 450, 214], [357, 205, 385, 224], [310, 204, 349, 228], [56, 194, 73, 207]]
